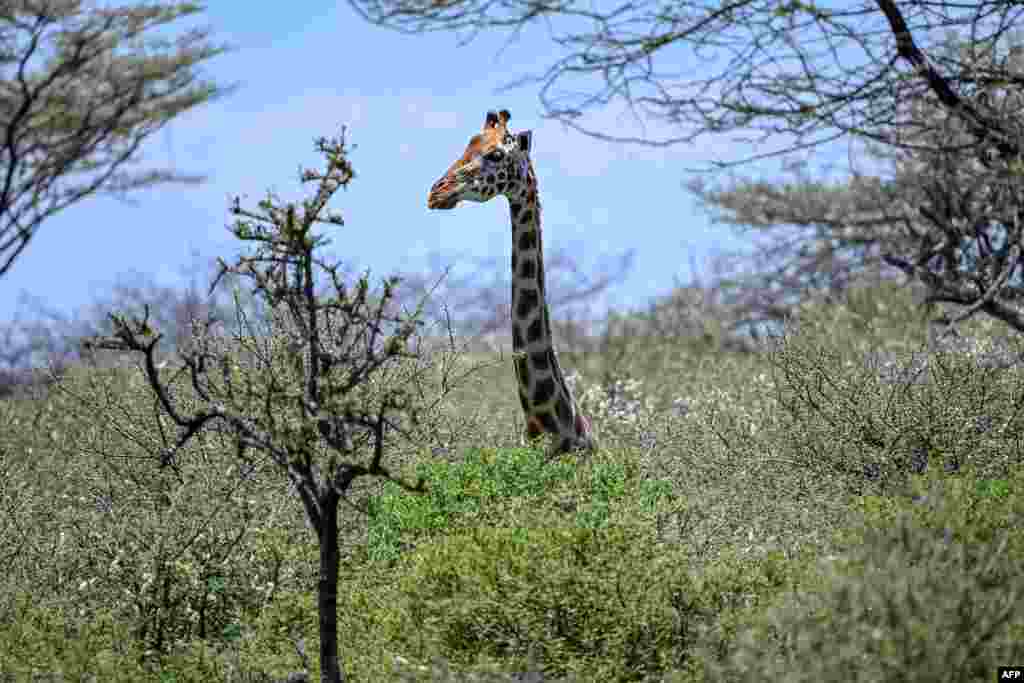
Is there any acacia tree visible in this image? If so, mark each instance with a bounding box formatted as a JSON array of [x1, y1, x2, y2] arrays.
[[691, 38, 1024, 340], [685, 163, 922, 343], [350, 0, 1024, 339], [350, 0, 1021, 161], [0, 0, 232, 280], [84, 129, 482, 683]]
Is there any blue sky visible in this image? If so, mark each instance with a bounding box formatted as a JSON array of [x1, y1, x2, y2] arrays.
[[1, 1, 766, 331]]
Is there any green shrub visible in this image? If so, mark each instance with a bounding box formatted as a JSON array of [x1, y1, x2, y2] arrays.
[[364, 446, 641, 564], [710, 465, 1024, 682], [346, 446, 804, 681], [0, 592, 150, 682], [377, 521, 811, 682], [385, 521, 694, 680], [851, 462, 1024, 554]]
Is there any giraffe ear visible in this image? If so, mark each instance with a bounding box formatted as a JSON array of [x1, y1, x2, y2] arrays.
[[516, 130, 532, 153]]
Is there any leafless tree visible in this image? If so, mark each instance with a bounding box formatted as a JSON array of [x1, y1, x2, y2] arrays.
[[0, 0, 233, 280], [0, 236, 628, 401], [84, 129, 485, 683], [394, 246, 632, 346], [0, 252, 264, 399]]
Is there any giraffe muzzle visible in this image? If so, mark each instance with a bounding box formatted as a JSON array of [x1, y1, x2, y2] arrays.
[[427, 177, 459, 210]]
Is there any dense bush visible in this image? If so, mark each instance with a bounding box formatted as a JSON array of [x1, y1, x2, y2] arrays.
[[6, 272, 1024, 681], [337, 446, 806, 682], [709, 464, 1024, 682]]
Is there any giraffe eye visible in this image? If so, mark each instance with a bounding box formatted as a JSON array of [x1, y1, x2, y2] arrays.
[[484, 150, 504, 163]]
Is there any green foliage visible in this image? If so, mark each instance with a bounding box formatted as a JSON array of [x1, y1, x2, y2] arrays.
[[389, 522, 688, 680], [27, 364, 284, 644], [849, 462, 1024, 562], [763, 301, 1024, 496], [0, 592, 149, 681], [366, 446, 576, 562], [344, 446, 804, 682], [976, 476, 1011, 500], [365, 446, 659, 563], [372, 521, 807, 682], [10, 267, 1024, 682], [0, 1, 233, 280], [711, 464, 1024, 682]]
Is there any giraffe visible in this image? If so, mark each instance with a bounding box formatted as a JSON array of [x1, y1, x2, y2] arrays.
[[427, 108, 596, 455]]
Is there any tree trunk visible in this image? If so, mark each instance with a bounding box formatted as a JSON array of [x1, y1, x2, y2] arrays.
[[317, 492, 344, 683]]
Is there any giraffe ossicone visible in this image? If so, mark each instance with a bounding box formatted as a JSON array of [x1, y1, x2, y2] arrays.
[[428, 108, 596, 455]]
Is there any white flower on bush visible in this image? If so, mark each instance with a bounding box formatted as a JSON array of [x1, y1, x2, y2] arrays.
[[669, 377, 772, 437], [568, 371, 656, 425]]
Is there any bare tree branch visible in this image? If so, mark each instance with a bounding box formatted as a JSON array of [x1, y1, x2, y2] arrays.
[[350, 0, 1024, 166], [353, 0, 1024, 341]]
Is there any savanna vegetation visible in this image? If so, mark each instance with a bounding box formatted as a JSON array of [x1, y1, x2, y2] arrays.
[[3, 129, 1024, 681], [5, 0, 1024, 681]]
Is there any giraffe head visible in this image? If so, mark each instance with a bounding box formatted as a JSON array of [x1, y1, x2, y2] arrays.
[[427, 109, 533, 210]]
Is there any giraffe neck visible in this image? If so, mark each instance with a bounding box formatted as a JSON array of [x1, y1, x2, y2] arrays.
[[509, 164, 593, 454]]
